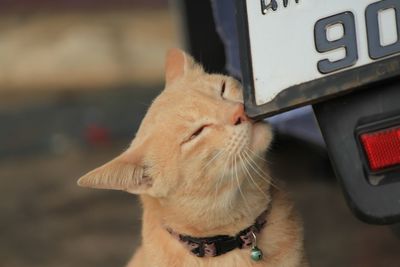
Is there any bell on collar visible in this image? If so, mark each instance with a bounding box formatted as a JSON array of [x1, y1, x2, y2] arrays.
[[249, 231, 263, 261], [250, 246, 263, 261]]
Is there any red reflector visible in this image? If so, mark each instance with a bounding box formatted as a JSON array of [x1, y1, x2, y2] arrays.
[[360, 126, 400, 172]]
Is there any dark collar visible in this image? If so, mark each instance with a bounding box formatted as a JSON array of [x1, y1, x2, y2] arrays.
[[165, 202, 272, 258]]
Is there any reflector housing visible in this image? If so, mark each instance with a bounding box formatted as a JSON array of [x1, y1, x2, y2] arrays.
[[360, 126, 400, 172]]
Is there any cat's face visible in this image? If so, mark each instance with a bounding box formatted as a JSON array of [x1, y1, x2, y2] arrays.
[[78, 49, 272, 201]]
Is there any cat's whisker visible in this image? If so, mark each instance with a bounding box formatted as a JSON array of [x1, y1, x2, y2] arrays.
[[200, 149, 226, 173], [227, 153, 235, 209], [242, 150, 281, 190], [242, 152, 277, 190], [245, 147, 271, 164], [213, 151, 230, 209], [242, 150, 273, 181], [192, 149, 226, 184], [233, 154, 253, 218], [228, 154, 236, 209], [245, 149, 276, 183], [239, 152, 269, 200], [244, 150, 276, 182], [244, 148, 281, 190], [226, 154, 238, 221]]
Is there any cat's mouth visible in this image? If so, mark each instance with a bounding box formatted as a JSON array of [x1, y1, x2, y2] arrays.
[[249, 119, 272, 152], [251, 117, 265, 124]]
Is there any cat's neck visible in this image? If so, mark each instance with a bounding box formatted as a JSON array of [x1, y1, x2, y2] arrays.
[[141, 178, 272, 238]]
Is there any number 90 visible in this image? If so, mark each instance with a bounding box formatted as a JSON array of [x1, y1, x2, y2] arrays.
[[314, 0, 400, 74]]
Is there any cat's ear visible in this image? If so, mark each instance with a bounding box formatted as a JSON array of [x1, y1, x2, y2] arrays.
[[165, 48, 202, 85], [77, 152, 152, 195]]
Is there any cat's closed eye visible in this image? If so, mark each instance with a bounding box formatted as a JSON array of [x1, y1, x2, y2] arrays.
[[220, 81, 226, 99], [185, 124, 210, 144], [189, 125, 206, 141]]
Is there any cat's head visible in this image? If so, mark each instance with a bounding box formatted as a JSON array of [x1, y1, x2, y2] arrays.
[[77, 49, 273, 201]]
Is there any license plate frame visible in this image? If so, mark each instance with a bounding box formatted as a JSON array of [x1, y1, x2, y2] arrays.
[[236, 0, 400, 119]]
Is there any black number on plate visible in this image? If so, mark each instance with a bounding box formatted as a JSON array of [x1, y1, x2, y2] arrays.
[[315, 12, 358, 74], [315, 0, 400, 74], [366, 0, 400, 59]]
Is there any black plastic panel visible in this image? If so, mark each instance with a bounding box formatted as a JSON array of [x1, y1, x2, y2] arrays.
[[314, 79, 400, 224]]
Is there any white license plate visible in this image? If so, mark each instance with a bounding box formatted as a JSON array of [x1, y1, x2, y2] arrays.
[[237, 0, 400, 118]]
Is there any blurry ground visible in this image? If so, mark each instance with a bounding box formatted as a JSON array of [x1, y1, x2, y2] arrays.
[[1, 94, 400, 267]]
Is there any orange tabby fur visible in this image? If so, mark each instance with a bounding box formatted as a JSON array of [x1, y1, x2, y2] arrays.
[[78, 49, 308, 267]]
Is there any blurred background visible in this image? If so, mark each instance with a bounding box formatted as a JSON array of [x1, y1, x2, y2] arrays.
[[1, 1, 399, 267]]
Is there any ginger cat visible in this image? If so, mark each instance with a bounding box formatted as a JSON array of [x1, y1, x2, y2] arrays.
[[78, 49, 308, 267]]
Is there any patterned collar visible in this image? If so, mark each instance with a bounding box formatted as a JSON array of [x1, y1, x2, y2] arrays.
[[165, 201, 272, 258]]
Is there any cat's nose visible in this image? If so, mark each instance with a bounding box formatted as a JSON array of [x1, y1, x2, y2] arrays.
[[231, 104, 248, 126]]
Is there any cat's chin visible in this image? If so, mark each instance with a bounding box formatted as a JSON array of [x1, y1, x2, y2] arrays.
[[250, 121, 273, 153]]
